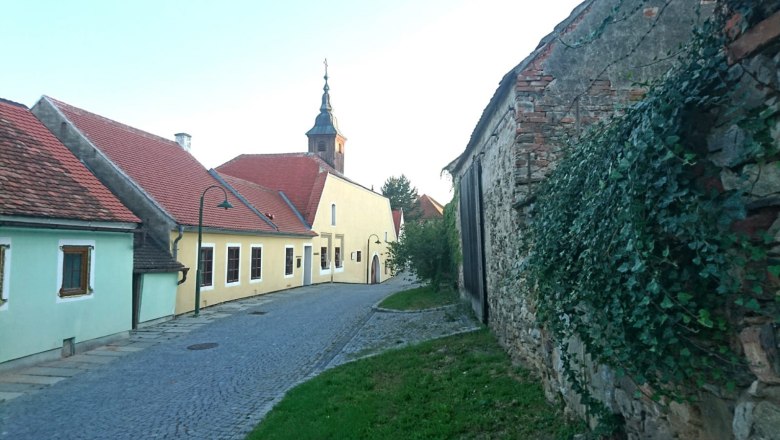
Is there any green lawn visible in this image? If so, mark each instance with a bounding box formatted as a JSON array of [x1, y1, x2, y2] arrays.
[[377, 284, 460, 311], [247, 329, 584, 440]]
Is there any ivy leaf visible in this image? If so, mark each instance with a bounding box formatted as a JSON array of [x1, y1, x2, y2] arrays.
[[769, 265, 780, 278], [660, 295, 674, 309], [744, 298, 761, 311], [676, 292, 692, 305], [697, 309, 714, 328]]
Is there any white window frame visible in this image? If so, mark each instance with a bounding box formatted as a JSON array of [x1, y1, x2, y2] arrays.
[[56, 239, 96, 303], [250, 244, 263, 283], [334, 234, 344, 272], [0, 237, 10, 311], [284, 245, 295, 278], [331, 203, 336, 226], [197, 243, 216, 291], [319, 233, 332, 275], [225, 243, 241, 287]]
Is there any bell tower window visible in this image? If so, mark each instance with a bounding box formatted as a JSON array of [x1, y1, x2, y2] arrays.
[[317, 141, 326, 152]]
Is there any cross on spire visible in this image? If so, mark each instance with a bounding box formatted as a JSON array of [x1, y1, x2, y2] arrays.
[[323, 58, 329, 80]]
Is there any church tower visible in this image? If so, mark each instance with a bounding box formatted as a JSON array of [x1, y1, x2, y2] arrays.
[[306, 60, 346, 174]]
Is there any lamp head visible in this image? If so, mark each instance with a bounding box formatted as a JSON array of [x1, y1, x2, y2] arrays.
[[375, 239, 381, 245], [217, 199, 234, 210]]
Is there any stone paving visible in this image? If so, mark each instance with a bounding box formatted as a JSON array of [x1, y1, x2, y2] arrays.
[[0, 276, 479, 439]]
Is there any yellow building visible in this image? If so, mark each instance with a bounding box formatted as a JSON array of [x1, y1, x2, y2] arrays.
[[217, 68, 396, 284], [33, 97, 314, 317]]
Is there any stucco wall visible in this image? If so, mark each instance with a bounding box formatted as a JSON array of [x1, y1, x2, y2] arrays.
[[310, 174, 396, 285], [172, 231, 309, 314], [138, 272, 178, 323], [0, 227, 133, 365]]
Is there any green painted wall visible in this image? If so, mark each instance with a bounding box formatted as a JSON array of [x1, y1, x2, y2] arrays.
[[138, 272, 177, 323], [0, 227, 134, 364]]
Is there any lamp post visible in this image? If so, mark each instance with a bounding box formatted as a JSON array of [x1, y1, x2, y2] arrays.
[[194, 185, 233, 316], [366, 233, 381, 284]]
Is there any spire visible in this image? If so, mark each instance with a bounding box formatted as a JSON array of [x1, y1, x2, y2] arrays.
[[321, 58, 332, 112], [306, 58, 343, 137]]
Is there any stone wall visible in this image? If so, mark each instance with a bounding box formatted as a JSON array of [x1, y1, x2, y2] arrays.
[[448, 1, 780, 438]]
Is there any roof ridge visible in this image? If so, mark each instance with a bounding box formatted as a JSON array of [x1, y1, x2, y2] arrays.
[[0, 98, 28, 109], [44, 96, 181, 148], [218, 172, 278, 194]]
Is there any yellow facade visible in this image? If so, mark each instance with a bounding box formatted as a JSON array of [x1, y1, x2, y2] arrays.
[[171, 231, 310, 314], [309, 175, 397, 285]]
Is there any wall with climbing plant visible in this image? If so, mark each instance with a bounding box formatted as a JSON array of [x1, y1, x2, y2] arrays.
[[447, 0, 780, 437]]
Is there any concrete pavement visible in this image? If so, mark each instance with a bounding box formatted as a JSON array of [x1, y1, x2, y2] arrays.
[[0, 276, 479, 439]]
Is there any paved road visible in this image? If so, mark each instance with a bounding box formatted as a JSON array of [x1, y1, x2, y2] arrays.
[[0, 279, 414, 439]]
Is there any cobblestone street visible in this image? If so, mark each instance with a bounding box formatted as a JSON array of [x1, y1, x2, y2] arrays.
[[0, 277, 479, 439]]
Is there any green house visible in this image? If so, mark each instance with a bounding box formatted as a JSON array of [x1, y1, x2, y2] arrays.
[[0, 98, 140, 367]]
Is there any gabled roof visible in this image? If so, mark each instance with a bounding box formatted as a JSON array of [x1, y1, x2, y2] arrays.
[[217, 152, 338, 225], [0, 98, 138, 224], [43, 96, 276, 232], [215, 172, 316, 237], [416, 194, 445, 220]]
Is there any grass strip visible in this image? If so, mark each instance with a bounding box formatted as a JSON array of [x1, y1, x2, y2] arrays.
[[378, 285, 460, 311], [248, 329, 584, 439]]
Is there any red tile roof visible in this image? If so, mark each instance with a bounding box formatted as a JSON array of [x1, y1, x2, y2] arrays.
[[0, 98, 138, 224], [45, 97, 276, 232], [216, 153, 336, 225], [416, 194, 444, 220], [216, 172, 315, 236], [392, 209, 404, 236]]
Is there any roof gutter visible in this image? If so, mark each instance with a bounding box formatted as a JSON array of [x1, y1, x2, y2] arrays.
[[0, 215, 137, 232]]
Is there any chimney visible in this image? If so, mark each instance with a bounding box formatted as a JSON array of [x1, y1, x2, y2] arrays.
[[175, 132, 191, 151]]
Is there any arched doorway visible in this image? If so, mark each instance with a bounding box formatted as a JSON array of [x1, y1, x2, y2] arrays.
[[370, 255, 380, 284]]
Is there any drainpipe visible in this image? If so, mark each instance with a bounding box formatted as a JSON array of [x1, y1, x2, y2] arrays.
[[173, 225, 188, 285], [172, 225, 184, 260]]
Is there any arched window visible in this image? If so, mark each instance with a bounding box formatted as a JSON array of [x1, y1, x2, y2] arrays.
[[331, 203, 336, 226]]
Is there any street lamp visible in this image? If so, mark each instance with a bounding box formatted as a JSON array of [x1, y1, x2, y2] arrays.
[[366, 233, 381, 284], [194, 185, 233, 316]]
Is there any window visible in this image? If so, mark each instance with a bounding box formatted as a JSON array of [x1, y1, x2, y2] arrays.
[[320, 246, 329, 270], [331, 204, 336, 226], [250, 246, 262, 281], [226, 245, 240, 285], [285, 247, 294, 276], [356, 250, 362, 262], [334, 235, 344, 270], [0, 240, 9, 307], [337, 142, 343, 153], [317, 141, 326, 152], [60, 245, 92, 296], [200, 246, 214, 287]]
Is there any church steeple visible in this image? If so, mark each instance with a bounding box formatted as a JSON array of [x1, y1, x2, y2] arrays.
[[306, 58, 346, 174]]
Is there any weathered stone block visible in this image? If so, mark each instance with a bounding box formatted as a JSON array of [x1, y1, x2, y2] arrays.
[[753, 400, 780, 439], [709, 124, 748, 167], [739, 324, 780, 384]]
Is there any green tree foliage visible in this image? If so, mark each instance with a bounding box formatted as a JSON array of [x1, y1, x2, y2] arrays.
[[388, 198, 461, 291], [381, 175, 420, 220]]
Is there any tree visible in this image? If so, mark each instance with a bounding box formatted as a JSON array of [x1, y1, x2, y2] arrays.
[[381, 175, 420, 220], [387, 197, 461, 291]]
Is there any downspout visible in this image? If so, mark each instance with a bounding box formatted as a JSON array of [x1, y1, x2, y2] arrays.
[[173, 224, 188, 285]]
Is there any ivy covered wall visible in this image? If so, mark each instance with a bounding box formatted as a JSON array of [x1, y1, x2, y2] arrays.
[[448, 0, 780, 437]]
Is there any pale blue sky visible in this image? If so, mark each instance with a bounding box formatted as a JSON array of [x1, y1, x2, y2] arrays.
[[3, 0, 583, 203]]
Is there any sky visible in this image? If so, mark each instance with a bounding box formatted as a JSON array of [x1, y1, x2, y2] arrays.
[[3, 0, 583, 205]]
